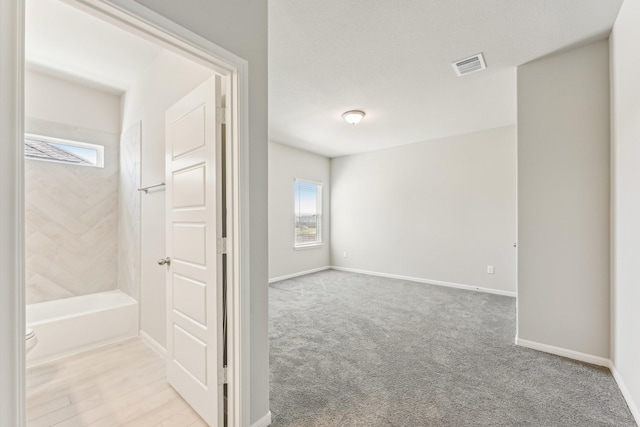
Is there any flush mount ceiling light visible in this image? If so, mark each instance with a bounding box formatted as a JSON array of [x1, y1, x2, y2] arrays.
[[342, 110, 365, 125]]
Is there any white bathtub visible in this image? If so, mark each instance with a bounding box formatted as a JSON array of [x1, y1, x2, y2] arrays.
[[26, 290, 138, 366]]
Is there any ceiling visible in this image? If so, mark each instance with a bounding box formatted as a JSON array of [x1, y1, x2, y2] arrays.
[[25, 0, 625, 155], [25, 0, 162, 93], [269, 0, 624, 158]]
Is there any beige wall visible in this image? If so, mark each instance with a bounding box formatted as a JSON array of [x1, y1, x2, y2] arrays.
[[611, 0, 640, 419], [517, 40, 610, 358], [268, 142, 331, 280], [120, 50, 212, 348], [24, 70, 121, 304], [331, 126, 517, 295]]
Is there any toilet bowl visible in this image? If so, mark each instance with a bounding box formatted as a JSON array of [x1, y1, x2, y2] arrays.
[[26, 328, 38, 354]]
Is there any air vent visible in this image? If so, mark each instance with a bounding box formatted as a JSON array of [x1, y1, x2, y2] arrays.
[[452, 53, 487, 76]]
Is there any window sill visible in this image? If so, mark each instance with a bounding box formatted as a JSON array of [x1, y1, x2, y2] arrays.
[[294, 244, 324, 251]]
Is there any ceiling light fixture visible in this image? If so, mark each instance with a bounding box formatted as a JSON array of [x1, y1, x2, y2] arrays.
[[342, 110, 365, 125]]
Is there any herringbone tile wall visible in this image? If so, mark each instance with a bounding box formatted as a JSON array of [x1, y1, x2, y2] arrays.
[[25, 124, 120, 304], [118, 122, 141, 301]]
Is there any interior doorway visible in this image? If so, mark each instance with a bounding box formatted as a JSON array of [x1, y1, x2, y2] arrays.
[[1, 0, 251, 425]]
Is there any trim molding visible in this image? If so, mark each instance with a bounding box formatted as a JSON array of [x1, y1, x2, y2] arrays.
[[250, 411, 272, 427], [139, 330, 166, 358], [0, 0, 26, 425], [269, 266, 331, 284], [610, 364, 640, 425], [331, 266, 516, 297], [515, 337, 610, 367]]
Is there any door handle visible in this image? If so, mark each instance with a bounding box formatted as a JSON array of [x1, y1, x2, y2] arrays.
[[158, 257, 171, 266]]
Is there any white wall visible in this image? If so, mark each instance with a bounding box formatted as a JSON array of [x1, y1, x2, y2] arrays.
[[331, 126, 517, 295], [120, 50, 212, 348], [610, 0, 640, 420], [517, 40, 610, 359], [24, 70, 121, 304], [24, 69, 120, 134], [268, 142, 331, 280], [131, 2, 270, 422]]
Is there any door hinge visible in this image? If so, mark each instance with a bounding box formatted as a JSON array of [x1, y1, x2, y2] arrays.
[[217, 237, 228, 254], [216, 107, 227, 124], [218, 366, 228, 385]]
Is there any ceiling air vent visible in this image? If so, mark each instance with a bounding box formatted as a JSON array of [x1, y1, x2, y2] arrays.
[[452, 53, 487, 76]]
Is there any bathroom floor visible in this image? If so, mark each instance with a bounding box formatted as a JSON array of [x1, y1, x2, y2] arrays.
[[26, 338, 206, 427]]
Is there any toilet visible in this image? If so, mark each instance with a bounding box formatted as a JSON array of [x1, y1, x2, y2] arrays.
[[26, 328, 38, 354]]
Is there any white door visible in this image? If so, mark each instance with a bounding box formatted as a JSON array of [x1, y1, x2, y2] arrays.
[[164, 76, 223, 426]]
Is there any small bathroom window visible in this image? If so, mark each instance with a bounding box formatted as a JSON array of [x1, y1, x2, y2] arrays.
[[24, 134, 104, 168]]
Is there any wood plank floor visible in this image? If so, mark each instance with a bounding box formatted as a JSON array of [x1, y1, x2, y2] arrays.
[[26, 338, 206, 427]]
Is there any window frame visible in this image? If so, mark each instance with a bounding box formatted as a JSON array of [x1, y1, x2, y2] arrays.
[[24, 133, 105, 168], [293, 178, 323, 249]]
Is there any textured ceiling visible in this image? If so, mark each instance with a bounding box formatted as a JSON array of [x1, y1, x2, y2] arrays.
[[269, 0, 624, 158], [26, 0, 162, 93]]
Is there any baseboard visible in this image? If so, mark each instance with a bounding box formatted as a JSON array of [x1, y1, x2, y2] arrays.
[[139, 330, 166, 358], [250, 410, 272, 427], [610, 364, 640, 425], [268, 266, 331, 284], [515, 337, 610, 367], [330, 266, 516, 297]]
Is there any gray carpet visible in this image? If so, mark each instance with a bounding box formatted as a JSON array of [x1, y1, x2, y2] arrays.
[[269, 270, 636, 427]]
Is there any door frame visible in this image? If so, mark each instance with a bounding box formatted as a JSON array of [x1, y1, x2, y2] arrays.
[[0, 1, 251, 425]]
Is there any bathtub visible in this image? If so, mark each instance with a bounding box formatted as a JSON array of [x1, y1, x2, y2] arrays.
[[26, 290, 138, 366]]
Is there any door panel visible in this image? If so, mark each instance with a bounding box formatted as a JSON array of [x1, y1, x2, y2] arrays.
[[173, 274, 207, 325], [172, 223, 207, 266], [173, 324, 208, 384], [171, 105, 206, 158], [172, 165, 206, 208], [165, 76, 222, 426]]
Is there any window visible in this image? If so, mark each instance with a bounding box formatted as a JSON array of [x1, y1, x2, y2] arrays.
[[24, 134, 104, 168], [294, 179, 322, 247]]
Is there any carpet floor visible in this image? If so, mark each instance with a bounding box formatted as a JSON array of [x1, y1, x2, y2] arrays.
[[269, 270, 636, 427]]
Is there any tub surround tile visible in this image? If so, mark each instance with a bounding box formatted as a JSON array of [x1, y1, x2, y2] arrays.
[[25, 119, 120, 304], [27, 275, 75, 305], [118, 122, 141, 301]]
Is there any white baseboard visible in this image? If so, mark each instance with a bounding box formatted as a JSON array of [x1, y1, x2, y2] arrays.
[[610, 364, 640, 425], [515, 337, 610, 367], [268, 266, 331, 284], [330, 266, 516, 297], [139, 330, 166, 358], [251, 410, 272, 427]]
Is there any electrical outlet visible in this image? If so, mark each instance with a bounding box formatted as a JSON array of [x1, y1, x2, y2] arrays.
[[487, 265, 495, 274], [343, 251, 348, 258]]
